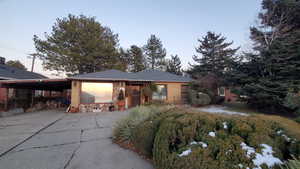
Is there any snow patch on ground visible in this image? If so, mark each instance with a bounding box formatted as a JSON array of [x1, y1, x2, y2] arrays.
[[178, 148, 192, 157], [240, 142, 283, 169], [208, 131, 216, 137], [199, 106, 248, 116]]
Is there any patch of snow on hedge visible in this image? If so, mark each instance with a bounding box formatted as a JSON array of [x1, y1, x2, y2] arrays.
[[190, 141, 198, 145], [241, 142, 283, 169], [208, 131, 216, 137], [223, 122, 228, 129], [277, 130, 292, 142], [178, 148, 192, 157], [199, 106, 248, 116], [199, 142, 208, 148], [241, 142, 255, 158], [190, 141, 208, 148]]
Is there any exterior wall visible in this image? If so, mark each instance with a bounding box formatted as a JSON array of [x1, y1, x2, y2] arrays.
[[155, 82, 187, 104], [0, 88, 7, 103], [71, 80, 81, 109], [70, 80, 189, 112]]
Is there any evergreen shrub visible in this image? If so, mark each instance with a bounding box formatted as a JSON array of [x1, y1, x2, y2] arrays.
[[188, 89, 211, 106], [152, 111, 300, 169]]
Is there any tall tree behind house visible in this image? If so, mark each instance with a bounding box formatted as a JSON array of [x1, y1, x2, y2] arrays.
[[228, 0, 300, 112], [6, 60, 27, 70], [144, 34, 167, 70], [127, 45, 146, 72], [166, 55, 182, 75], [33, 14, 120, 75], [189, 31, 239, 79]]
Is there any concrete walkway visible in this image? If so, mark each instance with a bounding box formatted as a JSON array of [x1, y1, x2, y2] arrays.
[[0, 110, 153, 169]]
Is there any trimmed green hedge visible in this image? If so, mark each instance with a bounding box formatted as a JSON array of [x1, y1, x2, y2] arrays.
[[152, 112, 300, 169], [114, 106, 300, 169], [132, 109, 183, 157]]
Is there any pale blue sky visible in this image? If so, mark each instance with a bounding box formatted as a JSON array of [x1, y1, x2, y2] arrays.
[[0, 0, 261, 77]]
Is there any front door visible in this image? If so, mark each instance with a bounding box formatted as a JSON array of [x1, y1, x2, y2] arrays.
[[131, 89, 140, 107]]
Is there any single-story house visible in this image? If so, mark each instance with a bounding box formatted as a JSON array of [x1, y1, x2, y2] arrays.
[[68, 69, 192, 112], [0, 69, 192, 113]]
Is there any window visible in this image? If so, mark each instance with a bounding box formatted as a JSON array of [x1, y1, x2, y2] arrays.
[[218, 87, 225, 96], [81, 82, 113, 104], [152, 85, 167, 100]]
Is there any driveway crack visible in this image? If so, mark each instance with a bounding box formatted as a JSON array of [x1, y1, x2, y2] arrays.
[[0, 115, 65, 158], [63, 129, 83, 169], [10, 141, 79, 154]]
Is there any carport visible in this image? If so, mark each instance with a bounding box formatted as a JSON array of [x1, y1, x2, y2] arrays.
[[0, 79, 71, 112], [0, 78, 71, 91]]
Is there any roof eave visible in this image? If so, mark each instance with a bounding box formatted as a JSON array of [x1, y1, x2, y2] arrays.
[[67, 77, 154, 82]]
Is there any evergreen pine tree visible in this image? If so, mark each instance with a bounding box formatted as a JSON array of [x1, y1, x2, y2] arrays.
[[190, 31, 239, 79], [166, 55, 182, 75], [33, 14, 120, 75], [128, 45, 146, 72], [229, 0, 300, 112], [144, 34, 167, 70]]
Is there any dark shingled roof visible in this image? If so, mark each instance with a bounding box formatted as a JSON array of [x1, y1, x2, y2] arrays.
[[0, 64, 47, 80], [133, 69, 192, 82], [70, 69, 138, 81], [69, 69, 192, 82]]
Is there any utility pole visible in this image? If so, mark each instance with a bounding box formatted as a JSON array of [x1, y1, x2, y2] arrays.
[[29, 53, 37, 72], [28, 53, 37, 108]]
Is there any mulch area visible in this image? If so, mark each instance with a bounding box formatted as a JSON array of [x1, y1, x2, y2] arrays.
[[113, 139, 153, 164]]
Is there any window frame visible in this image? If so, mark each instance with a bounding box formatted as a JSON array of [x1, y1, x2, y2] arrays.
[[218, 87, 225, 97], [152, 84, 168, 101]]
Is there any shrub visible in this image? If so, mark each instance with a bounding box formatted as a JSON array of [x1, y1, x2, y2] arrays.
[[212, 95, 225, 104], [144, 100, 167, 106], [187, 89, 211, 106], [295, 116, 300, 124], [280, 158, 300, 169], [113, 106, 155, 142], [142, 83, 158, 97], [284, 93, 300, 115], [152, 111, 300, 169], [132, 108, 182, 157], [114, 105, 174, 143]]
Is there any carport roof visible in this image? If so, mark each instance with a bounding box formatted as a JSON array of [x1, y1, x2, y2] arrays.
[[0, 79, 71, 91]]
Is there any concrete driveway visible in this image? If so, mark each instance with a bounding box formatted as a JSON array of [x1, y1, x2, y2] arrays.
[[0, 110, 153, 169]]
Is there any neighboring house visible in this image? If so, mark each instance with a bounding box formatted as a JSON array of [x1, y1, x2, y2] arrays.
[[68, 69, 192, 112], [0, 57, 47, 111], [218, 87, 238, 102]]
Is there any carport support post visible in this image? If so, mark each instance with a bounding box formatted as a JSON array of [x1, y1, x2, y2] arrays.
[[31, 90, 34, 108], [4, 88, 8, 110]]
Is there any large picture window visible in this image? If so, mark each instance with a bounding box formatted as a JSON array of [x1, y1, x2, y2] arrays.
[[81, 82, 113, 104], [152, 84, 167, 100]]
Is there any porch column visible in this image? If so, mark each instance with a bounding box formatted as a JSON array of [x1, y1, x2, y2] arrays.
[[71, 81, 81, 109]]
